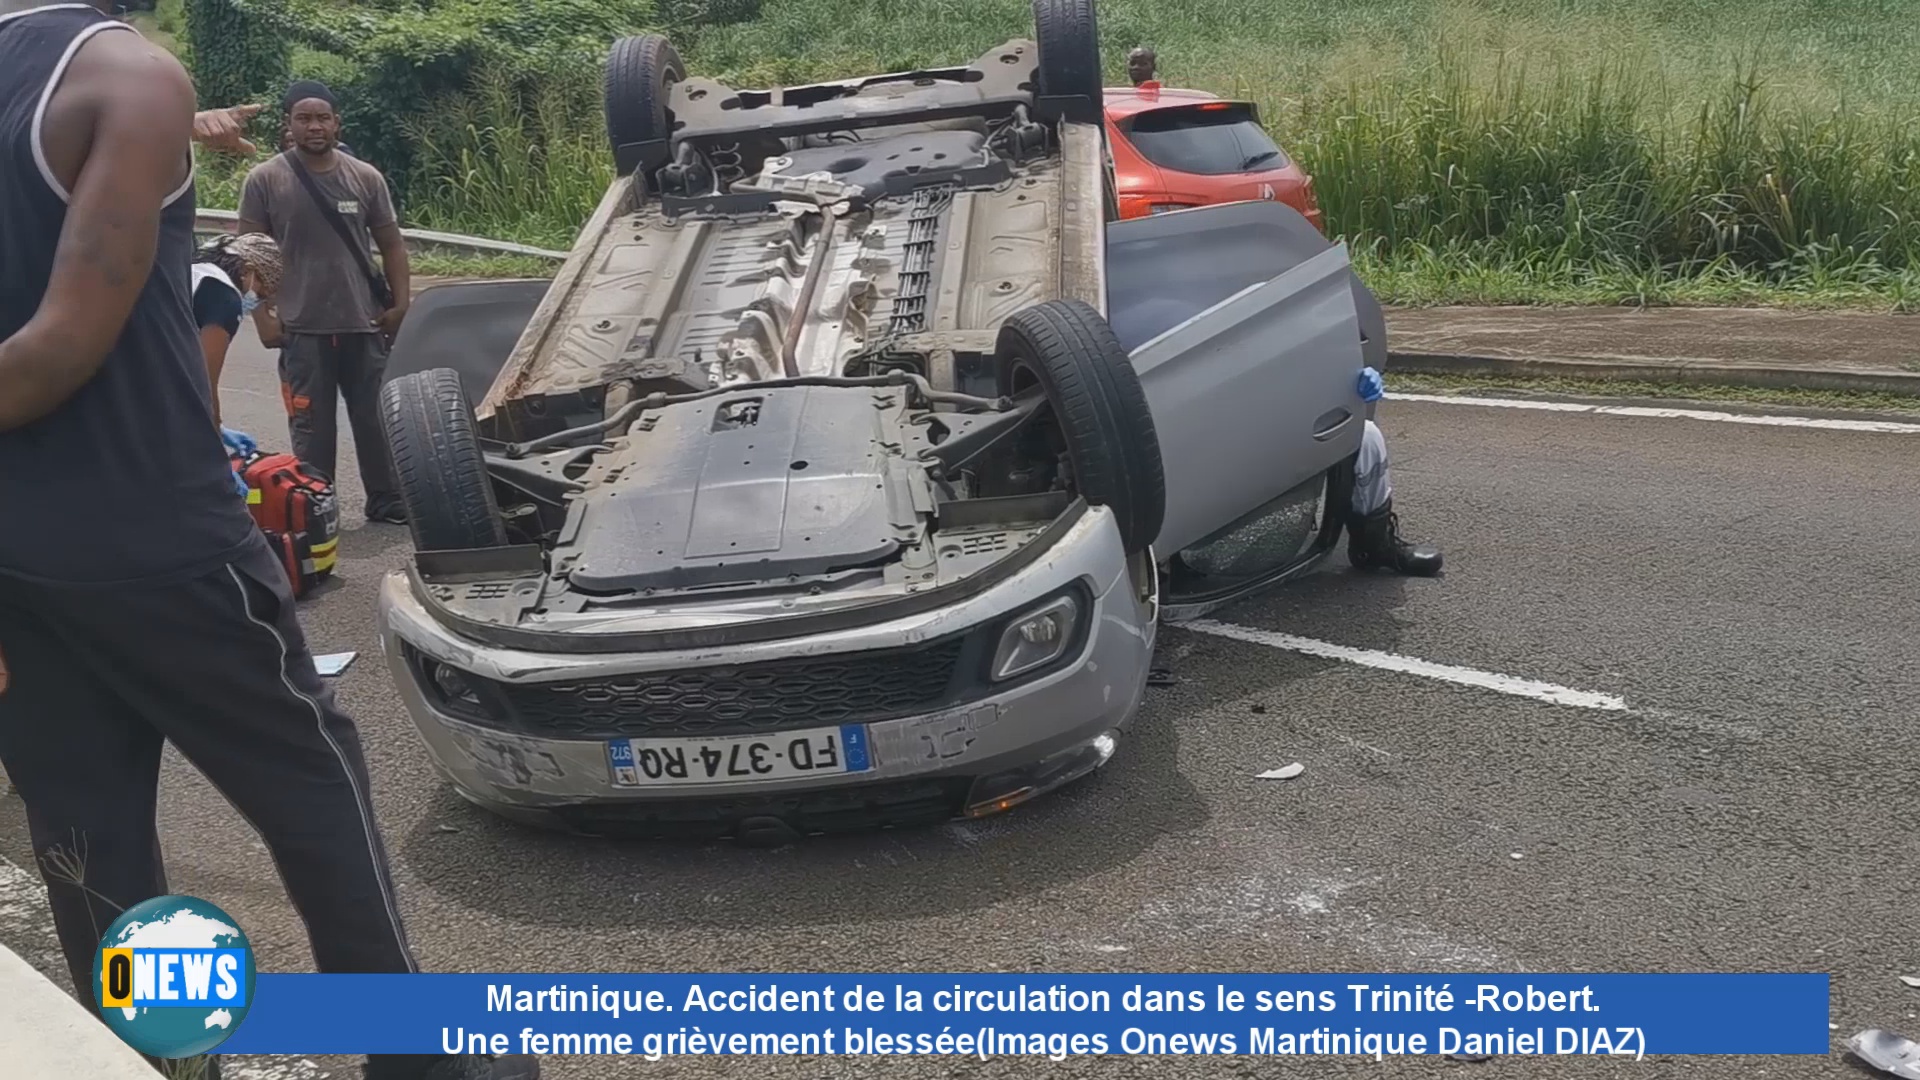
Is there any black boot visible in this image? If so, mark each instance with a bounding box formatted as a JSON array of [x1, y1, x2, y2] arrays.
[[1347, 500, 1442, 577]]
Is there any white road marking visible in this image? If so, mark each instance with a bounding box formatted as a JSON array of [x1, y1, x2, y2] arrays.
[[1186, 620, 1630, 712], [1389, 392, 1920, 434], [1187, 622, 1763, 738]]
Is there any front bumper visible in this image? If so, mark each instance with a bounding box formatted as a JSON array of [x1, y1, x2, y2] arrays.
[[378, 508, 1158, 835]]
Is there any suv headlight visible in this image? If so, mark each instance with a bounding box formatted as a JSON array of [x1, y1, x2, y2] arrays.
[[431, 662, 482, 709], [990, 594, 1083, 682]]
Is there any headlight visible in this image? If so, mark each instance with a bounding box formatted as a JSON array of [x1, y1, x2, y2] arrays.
[[990, 594, 1082, 682], [431, 662, 481, 707]]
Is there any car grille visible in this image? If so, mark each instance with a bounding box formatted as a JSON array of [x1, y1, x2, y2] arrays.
[[552, 778, 971, 841], [483, 637, 971, 738]]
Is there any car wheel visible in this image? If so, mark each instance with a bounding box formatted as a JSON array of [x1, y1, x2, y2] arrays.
[[604, 33, 684, 175], [1031, 0, 1102, 123], [996, 299, 1166, 555], [381, 368, 508, 552]]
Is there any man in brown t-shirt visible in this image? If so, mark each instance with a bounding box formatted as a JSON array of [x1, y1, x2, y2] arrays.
[[239, 79, 410, 524]]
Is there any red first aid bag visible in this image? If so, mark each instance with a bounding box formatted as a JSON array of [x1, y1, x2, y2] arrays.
[[231, 451, 340, 597]]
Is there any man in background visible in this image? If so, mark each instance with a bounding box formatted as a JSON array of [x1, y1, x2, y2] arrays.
[[280, 78, 362, 160], [240, 79, 409, 524], [1128, 46, 1157, 86], [280, 125, 360, 160], [0, 4, 532, 1077]]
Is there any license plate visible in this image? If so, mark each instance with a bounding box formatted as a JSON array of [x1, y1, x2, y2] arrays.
[[607, 725, 872, 787]]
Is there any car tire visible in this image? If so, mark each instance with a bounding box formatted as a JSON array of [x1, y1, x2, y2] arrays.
[[604, 33, 684, 175], [381, 368, 508, 552], [996, 299, 1166, 555], [1031, 0, 1102, 123]]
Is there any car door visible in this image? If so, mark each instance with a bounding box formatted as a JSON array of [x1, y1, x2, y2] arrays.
[[1105, 199, 1373, 558]]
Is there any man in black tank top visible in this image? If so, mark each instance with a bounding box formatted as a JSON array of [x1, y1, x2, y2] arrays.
[[0, 5, 536, 1078]]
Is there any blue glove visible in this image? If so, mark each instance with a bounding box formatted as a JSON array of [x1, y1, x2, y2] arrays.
[[231, 462, 249, 498], [220, 426, 257, 458], [1357, 366, 1385, 403]]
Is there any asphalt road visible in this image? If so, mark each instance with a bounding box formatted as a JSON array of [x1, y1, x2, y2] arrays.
[[3, 326, 1918, 1079]]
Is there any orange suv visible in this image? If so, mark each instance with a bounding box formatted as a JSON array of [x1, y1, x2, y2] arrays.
[[1103, 83, 1324, 232]]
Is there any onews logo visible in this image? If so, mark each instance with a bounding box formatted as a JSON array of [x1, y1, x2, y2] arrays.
[[92, 894, 256, 1059]]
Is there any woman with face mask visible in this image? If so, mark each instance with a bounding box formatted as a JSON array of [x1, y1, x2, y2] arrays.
[[194, 232, 284, 494], [192, 231, 283, 425]]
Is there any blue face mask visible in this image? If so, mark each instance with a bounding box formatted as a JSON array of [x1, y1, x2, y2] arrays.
[[241, 290, 261, 316]]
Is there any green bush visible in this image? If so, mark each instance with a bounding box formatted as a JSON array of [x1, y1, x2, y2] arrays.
[[230, 0, 654, 204], [182, 0, 288, 109]]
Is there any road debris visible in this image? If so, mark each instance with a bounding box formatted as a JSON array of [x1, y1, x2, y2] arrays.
[[1848, 1029, 1920, 1078], [314, 652, 358, 676], [1257, 763, 1305, 780], [1250, 703, 1268, 714], [1146, 669, 1180, 688], [1444, 1052, 1495, 1063], [1901, 976, 1920, 989]]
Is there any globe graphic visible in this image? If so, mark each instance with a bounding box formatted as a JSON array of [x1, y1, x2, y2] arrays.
[[91, 894, 256, 1059]]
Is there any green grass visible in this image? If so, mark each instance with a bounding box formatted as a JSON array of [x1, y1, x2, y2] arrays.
[[1354, 245, 1920, 311], [412, 251, 561, 280], [400, 65, 614, 250], [1388, 370, 1920, 414]]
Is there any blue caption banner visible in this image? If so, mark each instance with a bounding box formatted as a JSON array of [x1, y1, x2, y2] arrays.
[[217, 974, 1829, 1058], [217, 972, 1820, 1053]]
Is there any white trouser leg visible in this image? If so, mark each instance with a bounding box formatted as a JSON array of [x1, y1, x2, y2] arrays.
[[1352, 419, 1392, 516]]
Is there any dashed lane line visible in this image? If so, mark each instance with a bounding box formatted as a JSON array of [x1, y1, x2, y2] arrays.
[[1182, 622, 1763, 739], [1184, 621, 1631, 712]]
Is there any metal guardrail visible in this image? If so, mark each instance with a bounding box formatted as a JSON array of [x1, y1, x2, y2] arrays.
[[194, 209, 567, 261]]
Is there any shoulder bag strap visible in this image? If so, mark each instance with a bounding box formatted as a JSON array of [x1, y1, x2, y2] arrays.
[[281, 150, 394, 310]]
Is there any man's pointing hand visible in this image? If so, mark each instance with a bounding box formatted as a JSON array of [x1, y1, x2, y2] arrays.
[[193, 103, 263, 155]]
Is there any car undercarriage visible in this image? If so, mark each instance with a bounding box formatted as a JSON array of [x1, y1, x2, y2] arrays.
[[374, 0, 1381, 838]]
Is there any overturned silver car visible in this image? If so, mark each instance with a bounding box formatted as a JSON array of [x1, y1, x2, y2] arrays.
[[376, 0, 1383, 843]]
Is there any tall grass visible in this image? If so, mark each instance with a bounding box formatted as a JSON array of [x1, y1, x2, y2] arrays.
[[403, 64, 615, 250], [1288, 52, 1920, 277]]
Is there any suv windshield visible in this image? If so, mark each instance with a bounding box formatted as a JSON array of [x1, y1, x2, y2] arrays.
[[1122, 104, 1288, 176]]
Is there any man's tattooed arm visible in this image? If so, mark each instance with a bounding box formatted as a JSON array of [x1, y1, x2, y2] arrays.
[[0, 29, 196, 432]]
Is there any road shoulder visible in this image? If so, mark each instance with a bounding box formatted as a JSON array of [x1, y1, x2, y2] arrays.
[[1388, 305, 1920, 395]]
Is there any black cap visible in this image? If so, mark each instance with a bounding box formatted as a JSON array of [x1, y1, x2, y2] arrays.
[[282, 79, 338, 114]]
